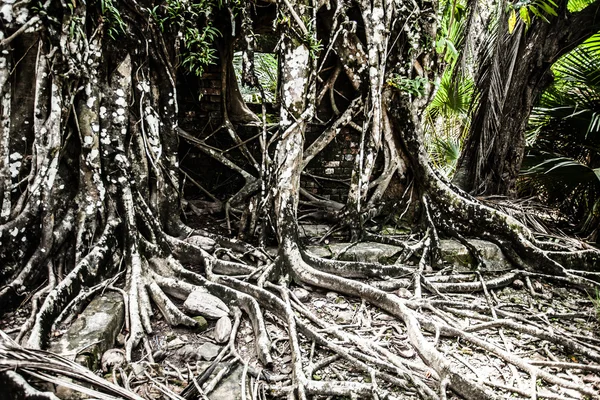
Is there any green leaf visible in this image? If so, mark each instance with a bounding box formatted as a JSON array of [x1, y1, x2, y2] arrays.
[[520, 7, 531, 27], [539, 1, 558, 16], [508, 9, 517, 34]]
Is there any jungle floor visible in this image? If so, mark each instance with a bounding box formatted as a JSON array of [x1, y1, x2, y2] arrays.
[[1, 217, 599, 400]]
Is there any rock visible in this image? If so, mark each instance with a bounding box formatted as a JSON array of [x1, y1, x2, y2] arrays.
[[396, 288, 412, 298], [335, 311, 354, 325], [280, 365, 292, 374], [101, 349, 126, 373], [307, 240, 512, 271], [131, 362, 145, 377], [193, 316, 208, 332], [148, 257, 174, 277], [214, 316, 232, 344], [198, 342, 221, 361], [116, 333, 125, 345], [185, 235, 216, 252], [298, 224, 331, 238], [437, 239, 512, 271], [208, 363, 252, 400], [513, 279, 525, 289], [326, 291, 337, 300], [313, 300, 326, 308], [183, 290, 230, 319], [153, 350, 168, 362], [293, 288, 310, 302], [49, 291, 124, 370], [175, 344, 203, 362], [167, 338, 185, 349]]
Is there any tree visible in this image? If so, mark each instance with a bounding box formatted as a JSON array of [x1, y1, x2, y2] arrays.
[[521, 42, 600, 241], [1, 0, 600, 399], [453, 0, 600, 196]]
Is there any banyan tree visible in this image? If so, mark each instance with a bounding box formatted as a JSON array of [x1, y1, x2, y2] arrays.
[[1, 0, 600, 399]]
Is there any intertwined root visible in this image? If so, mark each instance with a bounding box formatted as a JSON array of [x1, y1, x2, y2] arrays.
[[3, 217, 600, 400]]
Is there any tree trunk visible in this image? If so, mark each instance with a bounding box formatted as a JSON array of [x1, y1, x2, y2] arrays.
[[453, 3, 600, 196]]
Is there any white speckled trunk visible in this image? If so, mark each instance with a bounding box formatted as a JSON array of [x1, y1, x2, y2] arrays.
[[346, 0, 392, 227], [273, 0, 317, 245]]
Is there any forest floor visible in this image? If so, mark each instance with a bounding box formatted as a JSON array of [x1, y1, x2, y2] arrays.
[[1, 222, 600, 399], [144, 272, 600, 399]]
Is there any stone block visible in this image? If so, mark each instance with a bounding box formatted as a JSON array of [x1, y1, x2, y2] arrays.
[[50, 292, 125, 370], [201, 72, 221, 79], [200, 103, 221, 112], [307, 240, 512, 271]]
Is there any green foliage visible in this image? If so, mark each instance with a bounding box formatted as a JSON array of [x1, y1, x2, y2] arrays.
[[428, 72, 473, 120], [508, 0, 557, 33], [387, 76, 428, 97], [522, 46, 600, 239], [435, 0, 468, 64], [567, 0, 598, 12], [233, 52, 278, 103], [586, 288, 600, 323], [424, 70, 473, 177], [98, 0, 126, 40], [429, 135, 462, 177], [68, 16, 84, 40], [148, 0, 221, 76], [304, 24, 323, 60], [424, 0, 474, 178]]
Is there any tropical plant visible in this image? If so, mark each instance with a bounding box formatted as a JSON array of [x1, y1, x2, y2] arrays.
[[425, 72, 473, 177], [521, 43, 600, 240], [423, 0, 474, 177], [148, 0, 221, 76], [508, 0, 558, 33], [94, 0, 126, 39], [233, 52, 279, 103]]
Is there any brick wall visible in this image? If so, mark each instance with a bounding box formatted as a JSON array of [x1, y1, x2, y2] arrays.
[[178, 67, 361, 204], [302, 125, 359, 203]]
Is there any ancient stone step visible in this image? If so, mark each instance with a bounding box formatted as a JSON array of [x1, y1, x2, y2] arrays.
[[49, 291, 125, 370], [307, 239, 512, 271]]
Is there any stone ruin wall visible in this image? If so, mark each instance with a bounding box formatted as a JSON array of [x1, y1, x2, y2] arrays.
[[178, 64, 361, 204]]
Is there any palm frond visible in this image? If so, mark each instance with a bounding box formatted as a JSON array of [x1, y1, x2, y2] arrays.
[[428, 71, 474, 120], [568, 0, 598, 13], [0, 330, 144, 400], [581, 32, 600, 55], [233, 52, 278, 103], [528, 47, 600, 159], [520, 150, 600, 235]]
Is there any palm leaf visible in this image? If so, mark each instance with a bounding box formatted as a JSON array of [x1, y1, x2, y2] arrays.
[[233, 52, 278, 103], [520, 150, 600, 236], [0, 330, 143, 400]]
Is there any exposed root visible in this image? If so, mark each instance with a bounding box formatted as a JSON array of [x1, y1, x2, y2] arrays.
[[1, 2, 599, 400], [0, 331, 144, 400]]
